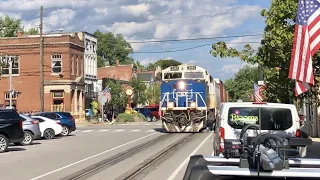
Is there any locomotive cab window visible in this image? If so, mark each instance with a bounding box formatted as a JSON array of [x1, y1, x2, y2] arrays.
[[184, 72, 203, 78], [164, 72, 182, 79]]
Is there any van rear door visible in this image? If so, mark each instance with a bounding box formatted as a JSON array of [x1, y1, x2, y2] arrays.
[[224, 105, 296, 140]]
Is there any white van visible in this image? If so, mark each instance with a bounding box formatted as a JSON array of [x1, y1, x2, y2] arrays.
[[213, 102, 308, 158]]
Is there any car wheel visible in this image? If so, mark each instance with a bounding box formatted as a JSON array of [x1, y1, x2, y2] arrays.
[[152, 116, 156, 121], [147, 117, 151, 122], [19, 131, 34, 145], [43, 129, 55, 140], [61, 125, 70, 136], [0, 134, 8, 153]]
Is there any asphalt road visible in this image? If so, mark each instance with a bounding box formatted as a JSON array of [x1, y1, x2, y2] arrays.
[[1, 121, 320, 180]]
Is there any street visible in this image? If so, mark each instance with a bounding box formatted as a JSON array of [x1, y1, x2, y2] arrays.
[[1, 122, 319, 180]]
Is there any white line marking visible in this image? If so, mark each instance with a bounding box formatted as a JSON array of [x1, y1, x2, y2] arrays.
[[115, 129, 124, 132], [82, 130, 93, 133], [98, 129, 110, 132], [75, 130, 80, 132], [167, 132, 213, 180], [131, 130, 141, 132], [146, 130, 154, 132], [29, 132, 158, 180]]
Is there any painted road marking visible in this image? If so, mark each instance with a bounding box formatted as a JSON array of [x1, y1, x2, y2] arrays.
[[130, 130, 141, 132], [29, 132, 159, 180], [167, 132, 213, 180], [98, 129, 110, 132], [82, 130, 93, 133], [114, 129, 124, 132]]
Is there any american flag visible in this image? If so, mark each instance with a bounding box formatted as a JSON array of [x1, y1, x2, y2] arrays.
[[288, 0, 320, 96], [102, 87, 111, 102], [254, 83, 263, 102]]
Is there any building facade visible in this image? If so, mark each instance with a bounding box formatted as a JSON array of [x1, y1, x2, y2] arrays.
[[97, 60, 134, 82], [78, 32, 98, 109], [0, 32, 86, 122]]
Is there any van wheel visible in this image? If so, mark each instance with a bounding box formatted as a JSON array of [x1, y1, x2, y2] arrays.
[[0, 134, 8, 153]]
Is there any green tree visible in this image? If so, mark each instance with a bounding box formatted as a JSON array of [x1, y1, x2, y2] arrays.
[[94, 30, 133, 67], [0, 15, 23, 37], [23, 27, 39, 35], [209, 0, 318, 103], [130, 77, 147, 105], [224, 65, 260, 102], [104, 80, 127, 108], [145, 59, 182, 70], [146, 83, 161, 104]]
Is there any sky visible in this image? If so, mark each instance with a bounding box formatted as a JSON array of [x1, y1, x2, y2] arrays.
[[0, 0, 271, 81]]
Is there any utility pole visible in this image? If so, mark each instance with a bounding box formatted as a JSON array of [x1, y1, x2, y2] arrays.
[[40, 6, 44, 112], [8, 55, 12, 108]]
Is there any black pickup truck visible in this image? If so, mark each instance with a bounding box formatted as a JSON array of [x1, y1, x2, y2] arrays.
[[0, 108, 24, 153]]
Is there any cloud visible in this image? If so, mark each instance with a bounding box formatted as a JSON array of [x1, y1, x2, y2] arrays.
[[227, 35, 263, 50], [120, 3, 150, 16], [220, 63, 246, 74], [139, 58, 158, 65]]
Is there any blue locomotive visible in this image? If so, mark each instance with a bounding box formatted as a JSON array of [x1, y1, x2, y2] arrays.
[[160, 64, 227, 132]]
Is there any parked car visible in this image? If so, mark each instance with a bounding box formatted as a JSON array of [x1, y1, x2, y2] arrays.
[[35, 112, 76, 136], [134, 108, 155, 121], [18, 114, 41, 145], [213, 102, 309, 158], [146, 104, 160, 120], [31, 116, 63, 139], [0, 109, 24, 153]]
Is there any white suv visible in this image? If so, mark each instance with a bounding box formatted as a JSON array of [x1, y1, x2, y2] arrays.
[[213, 102, 308, 158]]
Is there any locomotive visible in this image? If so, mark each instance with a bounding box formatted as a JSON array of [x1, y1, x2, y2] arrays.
[[160, 64, 229, 132]]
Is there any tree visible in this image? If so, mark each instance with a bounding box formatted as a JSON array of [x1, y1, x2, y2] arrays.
[[130, 77, 147, 105], [23, 27, 39, 35], [209, 0, 319, 103], [0, 15, 23, 37], [94, 30, 133, 67], [145, 83, 161, 104], [104, 79, 127, 108], [225, 65, 260, 102], [145, 59, 182, 70]]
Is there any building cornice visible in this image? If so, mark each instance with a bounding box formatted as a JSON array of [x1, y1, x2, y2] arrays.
[[0, 42, 85, 50]]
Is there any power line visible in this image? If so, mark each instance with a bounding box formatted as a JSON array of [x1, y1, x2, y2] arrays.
[[133, 41, 261, 54], [128, 34, 263, 44]]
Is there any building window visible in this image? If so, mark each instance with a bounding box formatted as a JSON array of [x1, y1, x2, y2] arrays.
[[53, 91, 64, 98], [4, 92, 17, 108], [76, 56, 79, 76], [71, 56, 74, 75], [93, 42, 96, 53], [51, 54, 62, 74], [80, 56, 83, 77], [1, 55, 19, 75]]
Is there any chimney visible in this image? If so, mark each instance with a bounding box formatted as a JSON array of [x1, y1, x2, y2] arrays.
[[137, 67, 142, 73], [17, 31, 23, 37], [115, 60, 120, 66]]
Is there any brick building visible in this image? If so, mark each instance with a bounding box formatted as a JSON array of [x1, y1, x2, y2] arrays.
[[97, 60, 134, 81], [0, 32, 86, 121]]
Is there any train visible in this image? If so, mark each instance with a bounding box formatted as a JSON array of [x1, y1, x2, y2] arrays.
[[159, 64, 229, 132]]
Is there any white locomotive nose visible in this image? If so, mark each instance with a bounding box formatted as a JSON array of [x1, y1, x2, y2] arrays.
[[178, 81, 186, 90]]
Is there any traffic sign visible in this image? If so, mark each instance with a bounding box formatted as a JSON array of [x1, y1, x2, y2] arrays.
[[258, 81, 265, 85]]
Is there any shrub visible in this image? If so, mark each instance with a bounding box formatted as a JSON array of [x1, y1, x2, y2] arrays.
[[116, 111, 147, 122]]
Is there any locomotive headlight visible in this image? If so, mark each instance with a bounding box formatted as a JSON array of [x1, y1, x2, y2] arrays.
[[167, 102, 174, 108], [190, 102, 196, 108], [178, 81, 186, 90]]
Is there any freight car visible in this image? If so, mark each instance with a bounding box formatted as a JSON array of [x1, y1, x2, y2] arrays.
[[160, 64, 228, 132]]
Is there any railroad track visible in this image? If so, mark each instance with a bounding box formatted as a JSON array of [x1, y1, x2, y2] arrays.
[[60, 133, 197, 180], [115, 133, 196, 180]]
